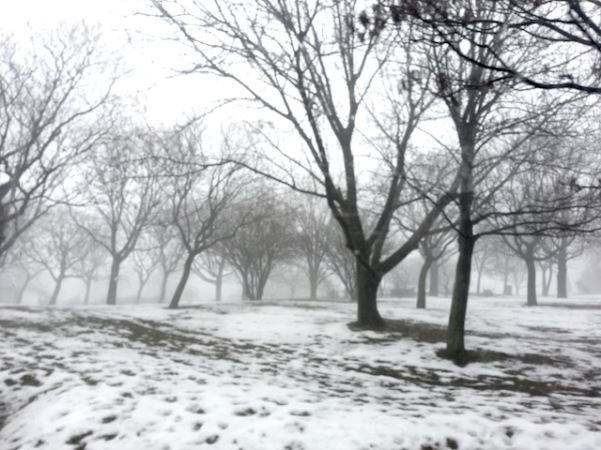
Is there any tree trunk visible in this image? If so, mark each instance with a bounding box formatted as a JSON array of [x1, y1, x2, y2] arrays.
[[83, 278, 92, 305], [48, 277, 64, 306], [170, 254, 195, 309], [215, 273, 223, 302], [417, 259, 433, 309], [106, 257, 120, 305], [135, 278, 144, 304], [17, 272, 32, 304], [429, 260, 439, 296], [476, 260, 484, 295], [446, 231, 475, 361], [355, 261, 385, 329], [525, 251, 537, 306], [556, 237, 568, 299], [309, 276, 318, 300], [215, 258, 225, 302], [544, 266, 553, 296], [159, 270, 170, 303]]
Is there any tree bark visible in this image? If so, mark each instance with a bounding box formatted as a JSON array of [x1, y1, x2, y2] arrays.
[[106, 256, 120, 305], [159, 270, 169, 303], [169, 254, 195, 309], [417, 259, 433, 309], [355, 261, 385, 329], [309, 276, 318, 300], [541, 263, 553, 296], [17, 272, 32, 304], [525, 250, 537, 306], [48, 276, 64, 306], [476, 261, 484, 294], [429, 260, 439, 296], [214, 258, 225, 302], [83, 278, 92, 305], [135, 278, 144, 304], [556, 237, 568, 298], [215, 273, 223, 302], [446, 230, 475, 361]]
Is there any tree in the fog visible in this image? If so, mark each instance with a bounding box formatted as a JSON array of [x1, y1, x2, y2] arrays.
[[472, 238, 497, 296], [413, 0, 601, 93], [324, 219, 357, 302], [130, 238, 161, 304], [292, 195, 332, 300], [25, 209, 89, 305], [161, 124, 247, 309], [192, 246, 230, 302], [496, 139, 600, 305], [2, 237, 45, 304], [74, 130, 161, 305], [414, 0, 593, 360], [148, 223, 185, 303], [0, 25, 117, 259], [151, 0, 459, 329], [222, 191, 296, 301], [73, 239, 106, 305]]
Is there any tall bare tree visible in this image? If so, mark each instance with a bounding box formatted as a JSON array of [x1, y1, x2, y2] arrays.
[[149, 224, 185, 303], [222, 192, 296, 301], [160, 124, 247, 309], [73, 130, 161, 305], [293, 195, 332, 300], [150, 0, 459, 328], [25, 209, 89, 305], [0, 25, 117, 258], [192, 246, 231, 302]]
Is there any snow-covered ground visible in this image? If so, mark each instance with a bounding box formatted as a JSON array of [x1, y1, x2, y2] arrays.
[[0, 296, 600, 450]]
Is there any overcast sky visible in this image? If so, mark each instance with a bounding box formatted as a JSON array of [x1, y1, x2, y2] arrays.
[[0, 0, 228, 125]]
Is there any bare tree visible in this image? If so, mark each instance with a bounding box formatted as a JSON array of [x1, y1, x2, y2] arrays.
[[25, 209, 89, 305], [292, 195, 332, 300], [222, 192, 296, 301], [130, 238, 161, 304], [472, 238, 497, 296], [0, 24, 117, 258], [73, 239, 106, 305], [324, 219, 357, 302], [150, 224, 185, 303], [73, 130, 161, 305], [1, 238, 45, 304], [149, 0, 458, 329], [192, 246, 231, 302], [161, 124, 247, 309]]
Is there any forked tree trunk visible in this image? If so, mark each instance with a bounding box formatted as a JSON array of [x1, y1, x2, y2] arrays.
[[417, 259, 433, 309], [355, 261, 385, 329], [48, 275, 64, 306], [556, 238, 568, 299], [106, 257, 120, 305], [541, 263, 553, 296], [135, 277, 145, 304], [159, 270, 169, 303], [525, 251, 537, 306], [170, 254, 195, 309], [17, 272, 32, 304]]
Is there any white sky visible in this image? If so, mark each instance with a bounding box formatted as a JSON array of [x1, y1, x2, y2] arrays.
[[0, 0, 229, 125]]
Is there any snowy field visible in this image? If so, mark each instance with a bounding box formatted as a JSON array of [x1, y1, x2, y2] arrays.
[[0, 296, 600, 450]]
